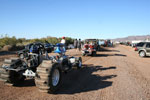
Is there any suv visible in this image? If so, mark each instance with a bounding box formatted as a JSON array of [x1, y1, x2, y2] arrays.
[[134, 42, 145, 51], [137, 42, 150, 57]]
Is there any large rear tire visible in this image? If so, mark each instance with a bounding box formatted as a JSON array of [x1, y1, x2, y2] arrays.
[[0, 58, 25, 85], [35, 60, 62, 93]]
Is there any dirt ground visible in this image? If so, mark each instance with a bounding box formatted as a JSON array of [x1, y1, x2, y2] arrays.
[[0, 45, 150, 100]]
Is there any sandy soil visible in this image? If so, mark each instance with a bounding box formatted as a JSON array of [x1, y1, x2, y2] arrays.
[[0, 45, 150, 100]]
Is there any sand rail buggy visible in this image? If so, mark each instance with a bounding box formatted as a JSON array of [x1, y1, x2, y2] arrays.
[[0, 43, 82, 93]]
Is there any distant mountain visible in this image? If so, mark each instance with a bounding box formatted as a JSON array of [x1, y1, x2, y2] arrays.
[[112, 35, 150, 42]]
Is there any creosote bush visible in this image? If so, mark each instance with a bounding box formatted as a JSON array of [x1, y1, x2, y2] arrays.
[[0, 35, 74, 51]]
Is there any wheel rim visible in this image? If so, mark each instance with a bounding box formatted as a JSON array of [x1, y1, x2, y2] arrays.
[[140, 52, 145, 57], [78, 60, 82, 68], [20, 54, 24, 59], [52, 69, 60, 86]]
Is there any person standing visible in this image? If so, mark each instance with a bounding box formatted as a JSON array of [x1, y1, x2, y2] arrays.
[[60, 36, 66, 52], [61, 36, 66, 44], [78, 39, 81, 51], [74, 39, 78, 49]]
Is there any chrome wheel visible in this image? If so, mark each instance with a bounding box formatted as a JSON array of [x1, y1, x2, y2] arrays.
[[52, 69, 60, 86], [140, 51, 145, 57]]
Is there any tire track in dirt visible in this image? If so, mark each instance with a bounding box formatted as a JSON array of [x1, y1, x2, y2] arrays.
[[113, 56, 147, 100], [115, 45, 150, 99]]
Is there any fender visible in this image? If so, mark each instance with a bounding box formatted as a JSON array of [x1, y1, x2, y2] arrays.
[[138, 49, 146, 54]]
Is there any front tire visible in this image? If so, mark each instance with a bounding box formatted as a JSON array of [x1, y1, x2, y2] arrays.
[[139, 51, 146, 57], [35, 60, 62, 93]]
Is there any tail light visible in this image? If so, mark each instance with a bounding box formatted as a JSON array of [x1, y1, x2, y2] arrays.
[[89, 45, 94, 49], [135, 47, 138, 51]]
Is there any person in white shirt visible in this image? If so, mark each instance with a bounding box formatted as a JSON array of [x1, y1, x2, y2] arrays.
[[60, 36, 66, 52], [61, 36, 66, 44]]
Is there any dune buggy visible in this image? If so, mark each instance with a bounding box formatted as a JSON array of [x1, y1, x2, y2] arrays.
[[0, 43, 82, 93]]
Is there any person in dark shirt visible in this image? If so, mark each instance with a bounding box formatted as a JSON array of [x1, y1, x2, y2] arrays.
[[74, 39, 78, 49], [78, 39, 81, 51]]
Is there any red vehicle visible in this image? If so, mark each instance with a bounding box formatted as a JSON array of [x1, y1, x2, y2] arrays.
[[82, 40, 97, 56]]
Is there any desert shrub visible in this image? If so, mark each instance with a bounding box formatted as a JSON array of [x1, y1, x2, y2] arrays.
[[65, 37, 74, 45], [0, 35, 74, 49], [0, 46, 2, 50], [0, 36, 18, 47]]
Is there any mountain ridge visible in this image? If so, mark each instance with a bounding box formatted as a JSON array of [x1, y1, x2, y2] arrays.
[[112, 35, 150, 42]]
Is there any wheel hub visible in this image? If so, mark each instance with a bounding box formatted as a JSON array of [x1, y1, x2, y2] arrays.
[[140, 52, 145, 57], [52, 69, 60, 86]]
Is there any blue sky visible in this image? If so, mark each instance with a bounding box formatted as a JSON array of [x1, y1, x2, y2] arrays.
[[0, 0, 150, 39]]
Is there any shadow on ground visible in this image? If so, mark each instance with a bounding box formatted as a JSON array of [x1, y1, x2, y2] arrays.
[[13, 65, 117, 94], [99, 47, 120, 52], [0, 51, 16, 56], [55, 65, 117, 94], [15, 79, 35, 87], [95, 53, 127, 57]]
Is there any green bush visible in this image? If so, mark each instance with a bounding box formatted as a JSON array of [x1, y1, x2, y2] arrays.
[[0, 36, 18, 48], [0, 35, 74, 50]]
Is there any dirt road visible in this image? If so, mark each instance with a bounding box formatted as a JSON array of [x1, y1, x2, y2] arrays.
[[0, 45, 150, 100]]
